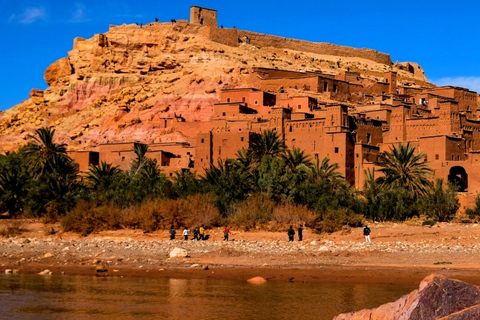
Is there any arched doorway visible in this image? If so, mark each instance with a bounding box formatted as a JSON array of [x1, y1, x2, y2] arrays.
[[448, 166, 468, 192]]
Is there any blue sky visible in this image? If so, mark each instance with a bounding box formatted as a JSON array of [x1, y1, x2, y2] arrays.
[[1, 0, 479, 110]]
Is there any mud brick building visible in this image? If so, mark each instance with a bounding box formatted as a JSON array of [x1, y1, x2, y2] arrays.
[[92, 7, 480, 193]]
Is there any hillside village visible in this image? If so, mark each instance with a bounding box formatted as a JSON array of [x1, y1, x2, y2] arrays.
[[2, 6, 480, 192]]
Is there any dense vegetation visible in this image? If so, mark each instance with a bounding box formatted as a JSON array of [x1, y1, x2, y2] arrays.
[[0, 128, 465, 235]]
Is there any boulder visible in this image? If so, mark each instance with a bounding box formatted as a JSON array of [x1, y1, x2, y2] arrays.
[[44, 57, 73, 86], [247, 276, 267, 284], [334, 274, 480, 320], [169, 247, 188, 258], [29, 89, 44, 105]]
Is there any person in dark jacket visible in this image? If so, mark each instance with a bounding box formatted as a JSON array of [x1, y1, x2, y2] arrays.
[[193, 227, 199, 240], [287, 226, 295, 242], [169, 225, 176, 240], [298, 224, 303, 241], [364, 225, 371, 242]]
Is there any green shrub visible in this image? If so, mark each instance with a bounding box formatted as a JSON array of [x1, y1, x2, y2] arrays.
[[62, 201, 122, 236], [272, 202, 318, 229], [0, 220, 24, 237], [318, 208, 363, 234], [228, 194, 275, 230], [466, 194, 480, 221]]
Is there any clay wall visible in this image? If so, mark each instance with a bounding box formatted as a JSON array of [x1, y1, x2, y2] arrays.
[[195, 132, 213, 173], [325, 105, 349, 132], [68, 151, 99, 172], [355, 122, 383, 146], [361, 109, 391, 123], [253, 76, 320, 93], [383, 106, 410, 143], [209, 28, 392, 65], [212, 131, 250, 163], [213, 103, 257, 119], [190, 6, 217, 27], [277, 96, 317, 112], [353, 144, 381, 190], [220, 89, 276, 107], [428, 87, 478, 111]]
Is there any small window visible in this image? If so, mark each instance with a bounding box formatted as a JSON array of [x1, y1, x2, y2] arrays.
[[451, 155, 454, 160], [187, 152, 191, 155], [254, 100, 258, 105], [201, 138, 205, 143], [298, 104, 301, 109], [227, 98, 230, 103], [241, 137, 244, 142], [222, 112, 226, 116], [333, 84, 338, 93], [458, 155, 461, 161], [435, 154, 439, 160], [289, 126, 292, 132], [242, 97, 246, 102], [323, 82, 328, 92], [121, 156, 125, 161], [334, 147, 339, 153]]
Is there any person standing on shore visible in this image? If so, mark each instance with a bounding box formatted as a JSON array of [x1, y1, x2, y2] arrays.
[[193, 227, 199, 240], [169, 225, 176, 240], [223, 226, 231, 241], [199, 225, 205, 240], [287, 226, 295, 242], [298, 224, 303, 241], [183, 227, 188, 240], [364, 225, 371, 242]]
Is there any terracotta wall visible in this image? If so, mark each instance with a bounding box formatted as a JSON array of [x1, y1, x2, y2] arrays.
[[209, 28, 392, 65]]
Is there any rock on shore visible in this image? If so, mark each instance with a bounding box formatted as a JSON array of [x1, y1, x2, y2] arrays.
[[334, 274, 480, 320]]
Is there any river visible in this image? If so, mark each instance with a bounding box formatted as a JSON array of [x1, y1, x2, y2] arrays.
[[0, 274, 416, 319]]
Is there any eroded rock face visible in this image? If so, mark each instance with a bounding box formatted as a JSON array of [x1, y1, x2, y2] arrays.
[[334, 274, 480, 320], [44, 57, 73, 86]]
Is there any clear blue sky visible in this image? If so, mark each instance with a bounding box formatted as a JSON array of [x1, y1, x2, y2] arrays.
[[1, 0, 479, 110]]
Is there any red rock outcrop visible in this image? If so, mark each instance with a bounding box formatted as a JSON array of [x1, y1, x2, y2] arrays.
[[334, 274, 480, 320]]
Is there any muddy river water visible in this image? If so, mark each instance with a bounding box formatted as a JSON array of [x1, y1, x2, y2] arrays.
[[0, 274, 416, 319]]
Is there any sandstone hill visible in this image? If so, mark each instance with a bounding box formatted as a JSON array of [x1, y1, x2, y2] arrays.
[[0, 19, 430, 152]]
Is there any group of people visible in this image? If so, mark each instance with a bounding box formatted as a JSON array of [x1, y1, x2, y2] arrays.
[[169, 225, 232, 241], [287, 224, 303, 242], [286, 224, 372, 242], [170, 224, 371, 243]]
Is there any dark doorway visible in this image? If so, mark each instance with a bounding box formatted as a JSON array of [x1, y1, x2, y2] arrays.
[[448, 166, 468, 192]]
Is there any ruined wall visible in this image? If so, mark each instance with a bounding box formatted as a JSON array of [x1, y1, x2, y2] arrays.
[[209, 28, 392, 65], [190, 6, 217, 27]]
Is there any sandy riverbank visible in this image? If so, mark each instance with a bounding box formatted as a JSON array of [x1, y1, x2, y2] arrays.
[[2, 220, 480, 286]]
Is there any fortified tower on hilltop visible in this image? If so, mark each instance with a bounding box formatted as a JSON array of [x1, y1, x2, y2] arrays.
[[190, 6, 217, 27]]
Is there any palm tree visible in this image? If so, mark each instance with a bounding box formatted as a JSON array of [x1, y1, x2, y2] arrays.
[[310, 157, 344, 184], [376, 143, 433, 196], [86, 161, 122, 190], [249, 130, 285, 163], [130, 142, 156, 175], [283, 148, 313, 172], [23, 127, 68, 175]]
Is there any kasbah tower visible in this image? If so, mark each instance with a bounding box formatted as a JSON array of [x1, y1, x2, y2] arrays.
[[52, 6, 480, 197]]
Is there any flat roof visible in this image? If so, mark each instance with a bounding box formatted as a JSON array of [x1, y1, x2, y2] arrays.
[[190, 6, 217, 11]]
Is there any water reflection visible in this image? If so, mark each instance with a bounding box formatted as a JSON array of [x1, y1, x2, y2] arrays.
[[0, 274, 415, 320]]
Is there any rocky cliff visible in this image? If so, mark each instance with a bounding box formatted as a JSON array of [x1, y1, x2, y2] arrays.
[[0, 20, 429, 152], [334, 274, 480, 320]]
